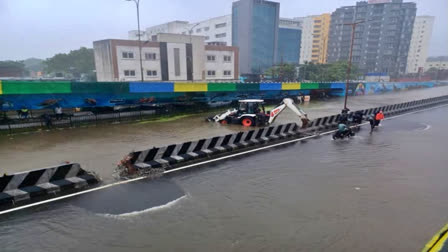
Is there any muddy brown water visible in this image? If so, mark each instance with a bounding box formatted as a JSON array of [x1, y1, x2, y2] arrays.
[[1, 87, 448, 251]]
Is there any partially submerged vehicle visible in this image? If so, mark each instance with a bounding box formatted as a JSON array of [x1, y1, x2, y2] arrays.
[[207, 98, 309, 128]]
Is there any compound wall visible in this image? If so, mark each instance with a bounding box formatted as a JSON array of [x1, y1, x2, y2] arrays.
[[0, 80, 437, 110]]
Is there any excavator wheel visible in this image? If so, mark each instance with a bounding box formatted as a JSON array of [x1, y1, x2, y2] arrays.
[[241, 117, 254, 127]]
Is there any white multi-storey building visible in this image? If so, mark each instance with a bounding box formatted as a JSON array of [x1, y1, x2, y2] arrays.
[[406, 16, 435, 73], [129, 16, 233, 46], [94, 34, 238, 82], [187, 15, 232, 46], [296, 16, 315, 64], [425, 57, 448, 71]]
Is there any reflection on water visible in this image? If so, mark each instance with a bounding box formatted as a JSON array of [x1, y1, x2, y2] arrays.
[[71, 178, 186, 216]]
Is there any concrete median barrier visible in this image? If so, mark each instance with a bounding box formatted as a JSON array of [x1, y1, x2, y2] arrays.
[[0, 163, 100, 210], [122, 122, 301, 175], [119, 95, 448, 178]]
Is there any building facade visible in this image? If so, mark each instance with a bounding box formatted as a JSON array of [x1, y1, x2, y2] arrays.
[[186, 15, 232, 46], [327, 0, 416, 77], [310, 13, 331, 64], [94, 34, 238, 82], [406, 16, 435, 73], [232, 0, 280, 74], [130, 16, 232, 46], [425, 56, 448, 71], [297, 16, 314, 64], [277, 22, 301, 64]]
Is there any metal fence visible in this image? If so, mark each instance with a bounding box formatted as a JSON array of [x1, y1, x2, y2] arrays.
[[0, 107, 172, 134]]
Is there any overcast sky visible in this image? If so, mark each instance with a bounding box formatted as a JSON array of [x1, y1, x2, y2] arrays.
[[1, 0, 446, 60]]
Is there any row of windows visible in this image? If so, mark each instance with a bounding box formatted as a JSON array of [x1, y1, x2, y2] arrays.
[[207, 70, 232, 76], [123, 52, 231, 62], [193, 22, 227, 33], [207, 55, 232, 62], [122, 52, 157, 60], [124, 70, 232, 77], [123, 70, 158, 77]]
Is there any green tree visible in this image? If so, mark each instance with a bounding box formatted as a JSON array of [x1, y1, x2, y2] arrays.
[[264, 63, 297, 81], [299, 61, 361, 82], [44, 47, 95, 80], [0, 61, 27, 77]]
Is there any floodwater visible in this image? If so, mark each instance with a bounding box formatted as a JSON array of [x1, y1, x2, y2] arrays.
[[1, 86, 448, 182], [0, 87, 448, 251]]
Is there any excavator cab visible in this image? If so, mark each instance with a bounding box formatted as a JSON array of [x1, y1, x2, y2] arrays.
[[238, 100, 265, 115]]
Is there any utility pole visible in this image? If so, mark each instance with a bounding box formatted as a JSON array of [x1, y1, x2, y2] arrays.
[[126, 0, 144, 82], [343, 20, 365, 110]]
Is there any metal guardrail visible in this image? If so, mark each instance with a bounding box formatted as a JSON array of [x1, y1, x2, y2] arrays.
[[0, 109, 159, 134]]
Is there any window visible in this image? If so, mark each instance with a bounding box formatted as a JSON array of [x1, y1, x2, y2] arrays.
[[204, 27, 210, 31], [124, 70, 136, 76], [146, 70, 157, 76], [223, 55, 231, 62], [145, 53, 156, 60], [205, 36, 210, 40], [207, 55, 216, 61], [215, 33, 226, 38], [174, 48, 180, 76], [313, 35, 320, 38], [207, 70, 216, 76], [196, 28, 201, 33], [215, 23, 226, 28], [122, 52, 134, 59], [223, 70, 232, 76]]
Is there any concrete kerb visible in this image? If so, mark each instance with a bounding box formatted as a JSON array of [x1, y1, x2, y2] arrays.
[[0, 163, 100, 210]]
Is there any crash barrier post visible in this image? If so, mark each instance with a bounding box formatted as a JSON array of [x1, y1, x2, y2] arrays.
[[0, 163, 100, 210], [128, 122, 300, 173]]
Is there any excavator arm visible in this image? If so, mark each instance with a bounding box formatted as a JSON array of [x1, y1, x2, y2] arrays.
[[268, 98, 310, 128]]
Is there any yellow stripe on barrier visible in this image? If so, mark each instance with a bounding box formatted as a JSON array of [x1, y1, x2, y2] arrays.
[[0, 80, 2, 95], [282, 82, 301, 90], [422, 223, 448, 252], [174, 82, 208, 92]]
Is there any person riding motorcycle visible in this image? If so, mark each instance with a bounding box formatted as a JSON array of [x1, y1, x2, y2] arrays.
[[334, 123, 351, 139]]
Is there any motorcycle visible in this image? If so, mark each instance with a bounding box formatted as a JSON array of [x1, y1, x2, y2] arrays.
[[332, 128, 355, 140]]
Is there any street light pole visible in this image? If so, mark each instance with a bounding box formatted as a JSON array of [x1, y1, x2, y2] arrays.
[[127, 0, 144, 82], [343, 20, 365, 110]]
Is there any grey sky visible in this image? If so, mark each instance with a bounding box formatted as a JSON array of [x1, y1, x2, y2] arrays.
[[1, 0, 446, 60]]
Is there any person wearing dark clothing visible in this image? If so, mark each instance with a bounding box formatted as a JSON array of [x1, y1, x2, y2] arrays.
[[41, 113, 52, 129], [338, 111, 349, 124], [352, 111, 363, 124], [367, 114, 376, 133]]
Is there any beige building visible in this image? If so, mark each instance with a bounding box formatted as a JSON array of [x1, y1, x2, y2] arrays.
[[311, 14, 331, 64], [425, 57, 448, 71], [94, 34, 238, 82], [297, 14, 331, 64]]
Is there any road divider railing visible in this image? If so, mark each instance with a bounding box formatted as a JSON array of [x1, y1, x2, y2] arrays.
[[119, 94, 448, 178], [0, 163, 100, 210], [305, 95, 448, 132]]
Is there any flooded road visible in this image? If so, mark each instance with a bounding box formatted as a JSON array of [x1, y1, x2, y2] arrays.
[[1, 86, 448, 183], [0, 99, 447, 251]]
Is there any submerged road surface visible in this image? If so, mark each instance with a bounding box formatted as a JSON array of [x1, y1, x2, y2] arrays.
[[1, 86, 448, 182], [1, 103, 448, 251]]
